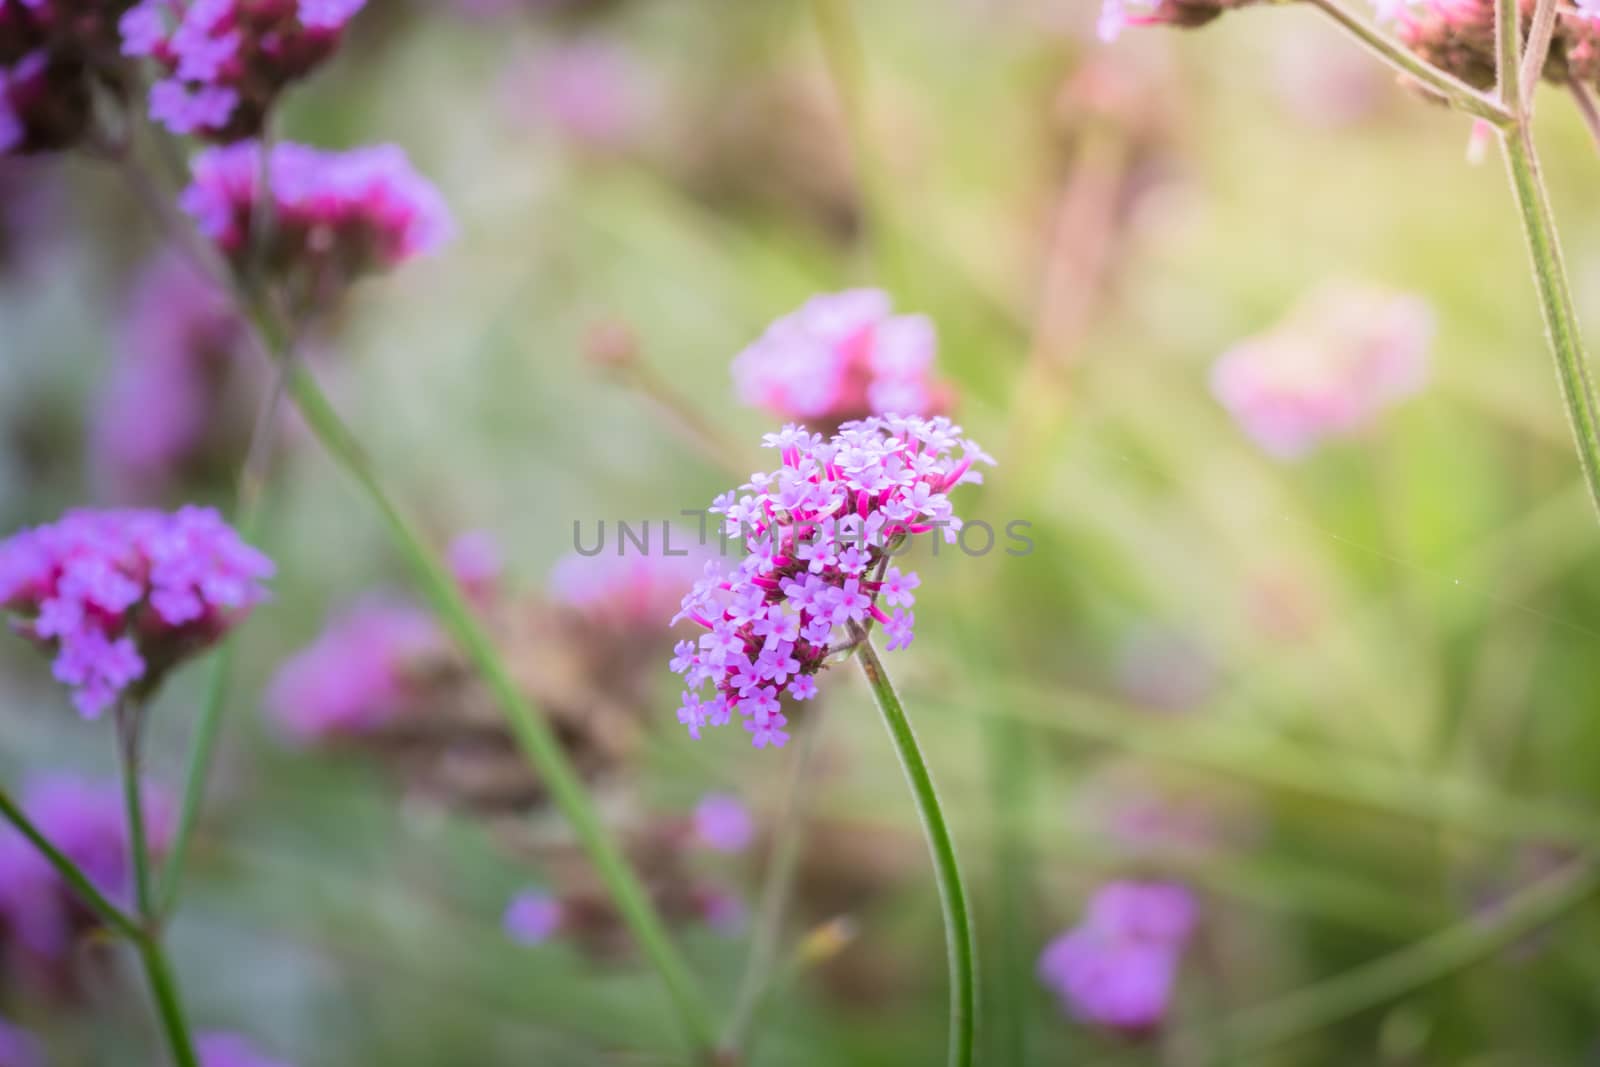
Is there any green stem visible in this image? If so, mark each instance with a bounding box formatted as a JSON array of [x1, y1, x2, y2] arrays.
[[1196, 856, 1600, 1061], [1306, 0, 1515, 127], [720, 715, 823, 1057], [0, 788, 142, 941], [849, 624, 976, 1067], [1494, 0, 1600, 519], [133, 934, 202, 1067], [255, 317, 713, 1049]]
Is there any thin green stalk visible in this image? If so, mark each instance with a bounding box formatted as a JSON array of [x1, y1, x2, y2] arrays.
[[133, 934, 202, 1067], [256, 320, 713, 1048], [849, 624, 976, 1067], [720, 716, 823, 1057], [1494, 0, 1600, 519], [1192, 856, 1600, 1061], [1306, 0, 1515, 126], [0, 789, 142, 940]]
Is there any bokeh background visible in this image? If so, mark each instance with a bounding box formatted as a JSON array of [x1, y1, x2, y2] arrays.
[[6, 0, 1600, 1064]]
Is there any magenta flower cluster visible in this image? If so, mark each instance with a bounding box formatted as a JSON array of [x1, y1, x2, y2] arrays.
[[0, 775, 174, 963], [181, 140, 454, 282], [669, 415, 992, 749], [121, 0, 366, 139], [265, 594, 437, 743], [0, 0, 133, 154], [732, 290, 951, 426], [1037, 881, 1198, 1032], [0, 507, 273, 717]]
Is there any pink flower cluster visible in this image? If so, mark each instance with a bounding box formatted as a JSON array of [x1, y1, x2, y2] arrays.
[[0, 776, 174, 964], [549, 540, 707, 630], [0, 0, 134, 154], [1210, 284, 1433, 459], [670, 416, 992, 749], [732, 290, 951, 428], [1391, 0, 1600, 91], [0, 507, 274, 717], [121, 0, 366, 139], [92, 251, 250, 502], [1037, 881, 1198, 1032], [180, 140, 454, 286], [265, 594, 438, 743]]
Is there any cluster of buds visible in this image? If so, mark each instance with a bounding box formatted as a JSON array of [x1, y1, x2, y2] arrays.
[[120, 0, 367, 139], [1037, 881, 1199, 1032], [91, 250, 261, 503], [266, 539, 704, 817], [180, 140, 453, 306], [503, 793, 755, 959], [670, 416, 992, 749], [1394, 0, 1600, 92], [0, 506, 274, 717], [0, 0, 136, 154], [1210, 283, 1433, 459], [0, 776, 174, 995], [732, 290, 953, 431]]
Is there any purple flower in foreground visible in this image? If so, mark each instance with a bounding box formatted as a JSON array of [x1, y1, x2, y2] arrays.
[[1038, 881, 1198, 1032], [197, 1032, 297, 1067], [693, 793, 755, 853], [504, 890, 564, 945], [180, 140, 453, 295], [122, 0, 367, 140], [0, 1017, 42, 1067], [265, 594, 439, 743], [671, 415, 992, 749], [0, 507, 273, 716], [0, 776, 174, 963]]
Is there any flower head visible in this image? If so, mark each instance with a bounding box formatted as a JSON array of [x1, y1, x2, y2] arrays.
[[265, 594, 439, 743], [197, 1033, 297, 1067], [180, 140, 453, 302], [732, 290, 953, 429], [0, 775, 174, 965], [1038, 881, 1198, 1032], [0, 506, 273, 716], [670, 415, 993, 748], [693, 793, 755, 853], [0, 1017, 42, 1067], [92, 250, 254, 502], [504, 889, 564, 946], [121, 0, 366, 140], [0, 1, 134, 155], [1211, 283, 1433, 459]]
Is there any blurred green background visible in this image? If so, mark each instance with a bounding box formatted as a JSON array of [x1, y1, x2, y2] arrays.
[[7, 0, 1600, 1063]]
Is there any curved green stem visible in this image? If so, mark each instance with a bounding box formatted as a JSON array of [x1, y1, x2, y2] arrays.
[[0, 788, 142, 941], [1306, 0, 1515, 126], [255, 316, 713, 1049], [1195, 856, 1600, 1061], [133, 934, 202, 1067], [849, 624, 976, 1067]]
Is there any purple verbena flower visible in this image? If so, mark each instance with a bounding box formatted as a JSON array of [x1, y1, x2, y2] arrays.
[[669, 416, 992, 749], [1037, 881, 1198, 1032], [732, 290, 954, 428], [180, 140, 453, 297], [0, 507, 273, 716], [121, 0, 367, 140], [693, 793, 754, 853], [504, 890, 564, 945], [264, 594, 438, 743]]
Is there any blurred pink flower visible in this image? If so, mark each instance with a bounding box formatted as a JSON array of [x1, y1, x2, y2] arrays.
[[504, 890, 564, 945], [265, 594, 439, 743], [0, 2, 130, 155], [448, 530, 504, 608], [1211, 283, 1433, 459], [197, 1032, 297, 1067], [0, 1017, 42, 1067], [503, 39, 649, 153], [1038, 881, 1198, 1031], [693, 793, 754, 853], [549, 538, 706, 630], [732, 290, 953, 427]]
